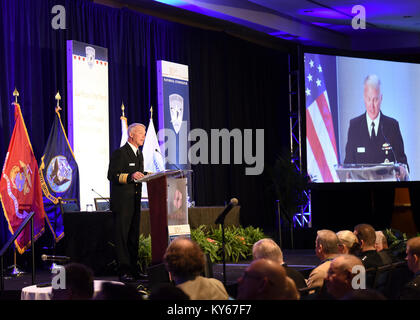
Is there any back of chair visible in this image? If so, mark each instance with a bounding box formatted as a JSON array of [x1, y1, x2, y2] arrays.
[[369, 261, 410, 299], [59, 198, 80, 213], [94, 198, 110, 211], [382, 261, 411, 299]]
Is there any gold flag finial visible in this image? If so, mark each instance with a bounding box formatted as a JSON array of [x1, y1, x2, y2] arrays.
[[13, 88, 19, 104], [121, 102, 125, 117], [150, 106, 153, 119], [55, 91, 62, 112]]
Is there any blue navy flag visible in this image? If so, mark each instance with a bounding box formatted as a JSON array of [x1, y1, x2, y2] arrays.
[[304, 53, 339, 182], [39, 109, 80, 241]]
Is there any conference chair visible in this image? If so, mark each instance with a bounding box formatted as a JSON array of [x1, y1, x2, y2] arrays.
[[58, 198, 80, 213], [94, 197, 110, 211]]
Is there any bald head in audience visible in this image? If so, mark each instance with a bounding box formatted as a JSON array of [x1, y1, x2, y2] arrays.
[[325, 254, 364, 299], [252, 238, 284, 264], [237, 258, 299, 300]]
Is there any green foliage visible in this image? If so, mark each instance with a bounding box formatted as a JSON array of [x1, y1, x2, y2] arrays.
[[383, 228, 408, 261], [266, 149, 309, 222], [137, 234, 151, 273], [190, 225, 220, 263], [208, 225, 249, 263], [137, 225, 268, 269]]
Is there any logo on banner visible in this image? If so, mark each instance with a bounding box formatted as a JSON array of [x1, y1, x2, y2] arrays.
[[86, 46, 95, 68], [9, 161, 33, 195], [46, 156, 72, 193], [169, 94, 184, 134], [2, 160, 33, 219]]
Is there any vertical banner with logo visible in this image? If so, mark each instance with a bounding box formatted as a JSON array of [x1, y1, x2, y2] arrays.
[[156, 61, 191, 172], [67, 41, 109, 210], [156, 61, 192, 240]]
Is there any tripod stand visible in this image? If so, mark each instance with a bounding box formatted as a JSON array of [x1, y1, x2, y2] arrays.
[[214, 198, 238, 286], [6, 247, 25, 278]]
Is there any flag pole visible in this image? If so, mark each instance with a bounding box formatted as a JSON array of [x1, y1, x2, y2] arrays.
[[55, 91, 62, 113], [13, 88, 19, 105], [48, 91, 62, 271], [150, 106, 153, 120], [7, 89, 25, 277], [121, 102, 125, 118]]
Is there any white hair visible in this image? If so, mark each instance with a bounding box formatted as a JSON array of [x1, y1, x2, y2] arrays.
[[252, 238, 284, 264], [364, 74, 381, 91], [127, 123, 146, 136]]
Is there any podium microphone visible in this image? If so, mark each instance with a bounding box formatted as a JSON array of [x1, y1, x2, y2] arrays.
[[154, 148, 183, 173], [91, 188, 110, 211], [41, 254, 70, 263], [380, 124, 398, 164], [215, 198, 239, 225]]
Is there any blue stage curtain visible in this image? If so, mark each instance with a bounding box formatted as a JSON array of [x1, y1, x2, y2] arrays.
[[0, 0, 291, 248]]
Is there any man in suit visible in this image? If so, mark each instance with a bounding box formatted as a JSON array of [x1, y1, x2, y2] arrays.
[[400, 236, 420, 299], [107, 123, 146, 282], [344, 74, 408, 180], [307, 230, 340, 290]]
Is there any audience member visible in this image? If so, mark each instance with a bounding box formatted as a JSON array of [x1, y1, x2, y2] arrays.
[[375, 231, 388, 252], [376, 230, 399, 263], [237, 258, 299, 300], [324, 254, 365, 300], [306, 230, 340, 290], [354, 224, 392, 269], [51, 263, 94, 300], [341, 288, 386, 300], [336, 230, 360, 255], [94, 282, 142, 300], [148, 283, 190, 300], [400, 236, 420, 300], [252, 238, 307, 289], [163, 236, 229, 300]]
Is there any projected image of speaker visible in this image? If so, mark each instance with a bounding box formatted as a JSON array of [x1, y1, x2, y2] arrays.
[[304, 52, 420, 184]]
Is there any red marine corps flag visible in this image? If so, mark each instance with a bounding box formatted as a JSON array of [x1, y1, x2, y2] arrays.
[[0, 101, 45, 254]]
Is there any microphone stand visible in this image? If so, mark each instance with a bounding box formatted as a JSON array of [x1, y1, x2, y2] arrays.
[[215, 209, 228, 286], [214, 199, 238, 287], [219, 216, 227, 286], [92, 189, 110, 211]]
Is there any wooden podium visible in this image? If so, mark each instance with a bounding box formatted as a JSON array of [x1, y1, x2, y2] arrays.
[[137, 170, 192, 265]]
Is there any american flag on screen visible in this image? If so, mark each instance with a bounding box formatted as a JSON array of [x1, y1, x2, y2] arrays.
[[305, 54, 339, 182]]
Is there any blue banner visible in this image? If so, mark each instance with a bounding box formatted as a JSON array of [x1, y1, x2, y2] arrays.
[[39, 110, 80, 241]]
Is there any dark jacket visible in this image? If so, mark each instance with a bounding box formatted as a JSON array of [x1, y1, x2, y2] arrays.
[[283, 264, 307, 290], [344, 112, 407, 166], [107, 143, 144, 213], [400, 273, 420, 300]]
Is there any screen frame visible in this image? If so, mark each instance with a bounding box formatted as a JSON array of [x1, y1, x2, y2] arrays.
[[300, 45, 420, 189]]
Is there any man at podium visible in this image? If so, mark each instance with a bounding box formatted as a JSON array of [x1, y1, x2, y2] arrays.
[[344, 74, 408, 180], [107, 123, 146, 282]]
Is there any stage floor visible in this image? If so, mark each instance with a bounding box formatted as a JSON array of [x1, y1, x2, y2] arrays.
[[0, 249, 317, 300]]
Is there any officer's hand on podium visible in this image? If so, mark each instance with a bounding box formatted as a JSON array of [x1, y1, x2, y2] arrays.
[[395, 164, 408, 181], [131, 171, 145, 181]]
